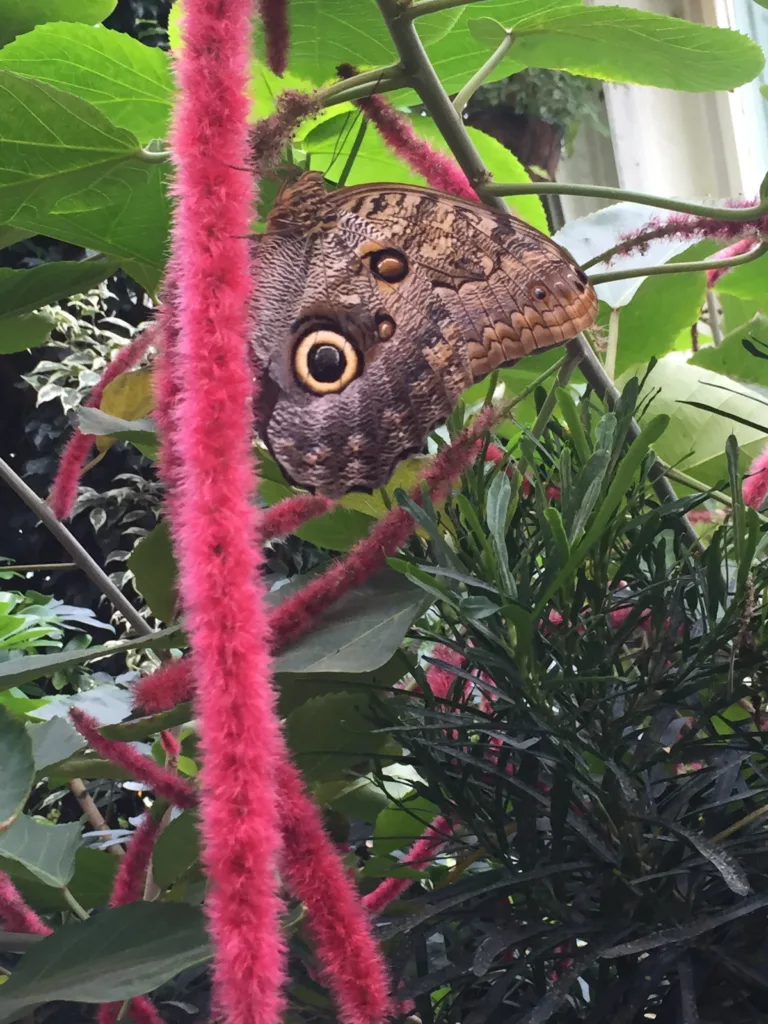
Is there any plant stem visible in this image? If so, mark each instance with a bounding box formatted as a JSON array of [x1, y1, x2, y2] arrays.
[[318, 64, 406, 107], [707, 290, 723, 347], [2, 562, 77, 572], [69, 778, 124, 858], [482, 181, 768, 223], [453, 31, 513, 113], [62, 887, 89, 921], [408, 0, 488, 16], [0, 457, 153, 637], [605, 308, 620, 379], [589, 241, 768, 286]]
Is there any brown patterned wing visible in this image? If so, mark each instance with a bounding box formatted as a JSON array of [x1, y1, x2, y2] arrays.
[[250, 173, 597, 498]]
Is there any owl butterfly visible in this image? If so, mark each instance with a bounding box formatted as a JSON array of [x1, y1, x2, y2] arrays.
[[251, 171, 598, 498]]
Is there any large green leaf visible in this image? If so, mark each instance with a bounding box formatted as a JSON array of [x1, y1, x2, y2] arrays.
[[0, 626, 180, 691], [285, 689, 396, 781], [152, 811, 200, 889], [623, 353, 768, 487], [470, 7, 764, 91], [0, 70, 152, 223], [0, 258, 118, 319], [713, 248, 768, 304], [274, 570, 428, 675], [373, 792, 441, 857], [690, 313, 768, 389], [27, 716, 85, 771], [7, 162, 171, 295], [1, 846, 116, 913], [0, 902, 210, 1022], [420, 0, 582, 97], [0, 24, 174, 145], [0, 814, 81, 887], [0, 311, 55, 353], [251, 0, 462, 85], [128, 520, 178, 624], [277, 650, 412, 716], [609, 241, 716, 377], [0, 706, 34, 831], [0, 0, 116, 47]]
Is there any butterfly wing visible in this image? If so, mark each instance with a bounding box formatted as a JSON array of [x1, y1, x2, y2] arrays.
[[251, 174, 597, 497]]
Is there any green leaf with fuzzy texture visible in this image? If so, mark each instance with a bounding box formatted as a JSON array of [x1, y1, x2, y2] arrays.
[[0, 706, 34, 831], [0, 902, 210, 1022], [0, 814, 81, 887], [470, 7, 764, 91], [0, 0, 116, 47], [0, 24, 174, 145]]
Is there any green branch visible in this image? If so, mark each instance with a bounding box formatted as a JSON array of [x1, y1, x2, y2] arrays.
[[408, 0, 488, 18], [318, 64, 406, 107], [589, 241, 768, 285], [482, 181, 768, 223], [453, 31, 513, 113]]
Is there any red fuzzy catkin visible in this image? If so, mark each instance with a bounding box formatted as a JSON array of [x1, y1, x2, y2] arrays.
[[270, 409, 497, 652], [98, 997, 164, 1024], [612, 204, 765, 260], [69, 708, 196, 810], [706, 237, 756, 287], [744, 443, 768, 510], [133, 658, 193, 714], [168, 0, 286, 1021], [261, 494, 335, 539], [248, 90, 321, 175], [0, 870, 50, 935], [363, 815, 452, 914], [278, 759, 391, 1024], [261, 0, 289, 76], [345, 79, 477, 202], [49, 327, 156, 520], [109, 812, 163, 907]]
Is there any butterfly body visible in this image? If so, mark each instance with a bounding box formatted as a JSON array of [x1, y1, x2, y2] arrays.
[[252, 172, 598, 498]]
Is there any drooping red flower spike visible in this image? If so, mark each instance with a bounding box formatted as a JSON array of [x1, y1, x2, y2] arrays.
[[363, 815, 452, 914], [613, 204, 765, 260], [336, 67, 476, 202], [278, 759, 391, 1024], [69, 708, 196, 810], [98, 996, 164, 1024], [706, 237, 757, 287], [261, 0, 289, 77], [248, 90, 321, 175], [49, 327, 157, 519], [744, 442, 768, 510], [269, 407, 499, 652], [261, 493, 335, 540], [167, 0, 287, 1018], [0, 869, 50, 935]]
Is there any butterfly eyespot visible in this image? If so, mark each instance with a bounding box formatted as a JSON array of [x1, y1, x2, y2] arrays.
[[294, 330, 360, 395], [375, 313, 396, 340], [574, 268, 589, 291], [533, 286, 548, 300], [370, 248, 409, 283]]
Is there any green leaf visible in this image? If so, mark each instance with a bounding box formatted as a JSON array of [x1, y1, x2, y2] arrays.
[[0, 902, 210, 1022], [0, 626, 181, 692], [0, 706, 34, 830], [0, 258, 118, 319], [690, 314, 768, 390], [0, 0, 116, 47], [0, 25, 173, 145], [0, 70, 152, 223], [252, 0, 461, 85], [1, 846, 117, 913], [373, 793, 441, 857], [0, 311, 54, 353], [273, 570, 428, 676], [499, 7, 764, 91], [609, 240, 716, 376], [622, 352, 768, 488], [285, 690, 394, 782], [127, 520, 177, 625], [26, 716, 85, 771], [276, 650, 411, 717], [0, 814, 81, 887], [152, 811, 200, 889], [713, 248, 768, 303]]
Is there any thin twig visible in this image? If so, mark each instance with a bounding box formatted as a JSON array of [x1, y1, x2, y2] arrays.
[[318, 64, 406, 107], [1, 562, 77, 572], [482, 181, 768, 223], [0, 458, 153, 637], [590, 241, 768, 285], [69, 778, 124, 858], [453, 31, 513, 114], [605, 308, 620, 380]]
